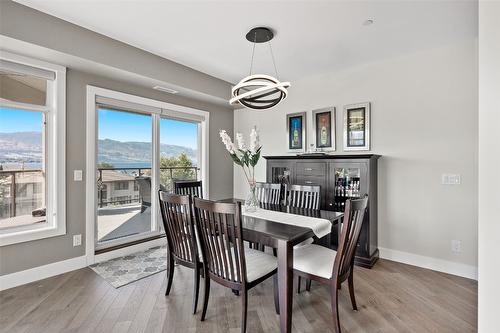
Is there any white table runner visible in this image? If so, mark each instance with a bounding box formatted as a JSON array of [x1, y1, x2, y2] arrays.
[[242, 208, 331, 239]]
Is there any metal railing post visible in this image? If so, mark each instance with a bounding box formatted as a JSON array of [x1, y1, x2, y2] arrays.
[[10, 172, 16, 218]]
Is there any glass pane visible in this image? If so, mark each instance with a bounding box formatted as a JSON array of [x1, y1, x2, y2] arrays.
[[0, 108, 46, 229], [96, 108, 152, 244], [0, 71, 47, 106], [347, 108, 365, 147], [159, 118, 199, 192], [333, 167, 361, 211]]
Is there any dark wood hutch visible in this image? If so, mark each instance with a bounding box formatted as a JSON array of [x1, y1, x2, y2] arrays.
[[264, 154, 380, 268]]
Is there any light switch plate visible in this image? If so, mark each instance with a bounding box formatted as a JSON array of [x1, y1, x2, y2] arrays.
[[451, 240, 461, 253], [74, 170, 83, 181], [73, 234, 82, 246]]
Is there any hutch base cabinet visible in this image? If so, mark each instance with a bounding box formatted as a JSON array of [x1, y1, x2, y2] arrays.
[[264, 154, 380, 268]]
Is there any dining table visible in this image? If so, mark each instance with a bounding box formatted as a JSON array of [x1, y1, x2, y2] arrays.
[[218, 199, 344, 333]]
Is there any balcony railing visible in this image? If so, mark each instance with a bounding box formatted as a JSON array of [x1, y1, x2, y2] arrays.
[[97, 166, 199, 208], [0, 169, 44, 219], [0, 166, 199, 220]]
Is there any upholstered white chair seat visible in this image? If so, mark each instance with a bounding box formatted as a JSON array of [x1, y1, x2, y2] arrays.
[[211, 246, 277, 282], [244, 247, 278, 282], [293, 244, 337, 279], [293, 237, 314, 249]]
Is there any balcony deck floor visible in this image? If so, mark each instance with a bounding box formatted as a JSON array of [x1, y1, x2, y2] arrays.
[[98, 204, 152, 242]]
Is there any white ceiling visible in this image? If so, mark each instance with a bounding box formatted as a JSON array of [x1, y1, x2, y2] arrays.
[[15, 0, 477, 84]]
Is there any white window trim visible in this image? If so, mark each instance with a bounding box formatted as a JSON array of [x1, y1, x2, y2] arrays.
[[0, 51, 66, 246], [85, 86, 209, 264]]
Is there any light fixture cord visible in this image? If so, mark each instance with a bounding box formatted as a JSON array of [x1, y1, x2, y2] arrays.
[[268, 40, 279, 79], [248, 32, 257, 76]]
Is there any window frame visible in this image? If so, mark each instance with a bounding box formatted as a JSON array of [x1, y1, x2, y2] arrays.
[[0, 51, 66, 246], [86, 86, 209, 264]]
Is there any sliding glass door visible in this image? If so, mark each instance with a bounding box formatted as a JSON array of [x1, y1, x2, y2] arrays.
[[92, 97, 203, 251], [159, 117, 200, 192], [96, 108, 156, 248]]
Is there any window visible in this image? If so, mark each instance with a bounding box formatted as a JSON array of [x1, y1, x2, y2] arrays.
[[114, 181, 129, 191], [0, 52, 66, 246]]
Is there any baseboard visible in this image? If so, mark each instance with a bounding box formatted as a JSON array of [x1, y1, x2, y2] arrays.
[[379, 247, 478, 280], [93, 237, 167, 264], [0, 255, 87, 291], [0, 238, 168, 291]]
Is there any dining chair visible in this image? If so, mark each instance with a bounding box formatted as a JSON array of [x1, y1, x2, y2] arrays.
[[293, 196, 369, 333], [255, 182, 281, 205], [287, 184, 321, 210], [287, 184, 321, 255], [174, 180, 203, 198], [158, 191, 204, 315], [193, 198, 279, 333]]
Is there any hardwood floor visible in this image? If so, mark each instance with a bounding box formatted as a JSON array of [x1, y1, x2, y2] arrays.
[[0, 259, 477, 333]]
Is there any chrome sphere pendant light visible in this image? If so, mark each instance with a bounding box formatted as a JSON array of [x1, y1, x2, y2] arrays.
[[230, 27, 290, 110]]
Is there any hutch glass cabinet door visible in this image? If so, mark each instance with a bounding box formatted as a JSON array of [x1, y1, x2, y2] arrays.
[[329, 162, 369, 256], [329, 162, 368, 212], [267, 161, 294, 185]]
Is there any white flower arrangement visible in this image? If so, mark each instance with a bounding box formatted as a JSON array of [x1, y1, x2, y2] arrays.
[[219, 127, 262, 185]]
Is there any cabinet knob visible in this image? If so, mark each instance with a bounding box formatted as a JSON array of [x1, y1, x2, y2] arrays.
[[329, 203, 333, 206]]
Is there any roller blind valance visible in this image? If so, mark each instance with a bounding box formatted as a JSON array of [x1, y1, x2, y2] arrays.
[[0, 59, 56, 80], [95, 95, 162, 115], [161, 108, 205, 123], [96, 95, 206, 123]]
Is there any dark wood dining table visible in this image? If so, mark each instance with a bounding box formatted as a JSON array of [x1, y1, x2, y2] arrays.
[[218, 199, 344, 333]]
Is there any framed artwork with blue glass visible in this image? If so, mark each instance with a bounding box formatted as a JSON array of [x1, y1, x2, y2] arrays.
[[286, 112, 306, 153]]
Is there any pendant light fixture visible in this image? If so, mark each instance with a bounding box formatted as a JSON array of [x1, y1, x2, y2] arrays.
[[230, 27, 290, 110]]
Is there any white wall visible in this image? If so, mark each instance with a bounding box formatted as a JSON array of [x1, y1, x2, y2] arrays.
[[478, 1, 500, 331], [234, 40, 478, 278]]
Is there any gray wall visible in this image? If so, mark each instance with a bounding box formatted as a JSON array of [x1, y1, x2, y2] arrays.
[[0, 0, 232, 101], [0, 68, 234, 275], [235, 40, 478, 275]]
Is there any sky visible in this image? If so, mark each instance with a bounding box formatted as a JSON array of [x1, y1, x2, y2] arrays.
[[98, 108, 198, 149], [0, 107, 198, 149], [0, 108, 43, 132]]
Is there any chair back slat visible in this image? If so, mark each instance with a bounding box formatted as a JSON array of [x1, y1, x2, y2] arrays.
[[255, 183, 281, 205], [174, 180, 203, 199], [333, 196, 369, 280], [194, 198, 246, 285], [287, 184, 321, 210], [158, 191, 198, 264]]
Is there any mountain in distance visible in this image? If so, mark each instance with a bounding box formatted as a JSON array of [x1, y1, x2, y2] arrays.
[[0, 132, 197, 168], [0, 131, 42, 165], [98, 138, 197, 165]]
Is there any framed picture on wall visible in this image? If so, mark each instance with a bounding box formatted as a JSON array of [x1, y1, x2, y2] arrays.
[[312, 107, 336, 152], [343, 102, 371, 151], [286, 112, 307, 153]]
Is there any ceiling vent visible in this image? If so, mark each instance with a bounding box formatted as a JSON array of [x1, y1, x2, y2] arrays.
[[153, 85, 178, 94]]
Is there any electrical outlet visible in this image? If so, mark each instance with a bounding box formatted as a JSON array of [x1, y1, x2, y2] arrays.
[[442, 174, 461, 185], [73, 234, 82, 247], [74, 170, 83, 181], [451, 240, 461, 253]]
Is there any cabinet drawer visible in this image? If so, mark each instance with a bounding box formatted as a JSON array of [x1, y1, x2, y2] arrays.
[[295, 175, 326, 187], [296, 162, 326, 176]]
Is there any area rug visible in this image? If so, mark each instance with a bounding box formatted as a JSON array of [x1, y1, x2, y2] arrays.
[[90, 245, 168, 288]]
